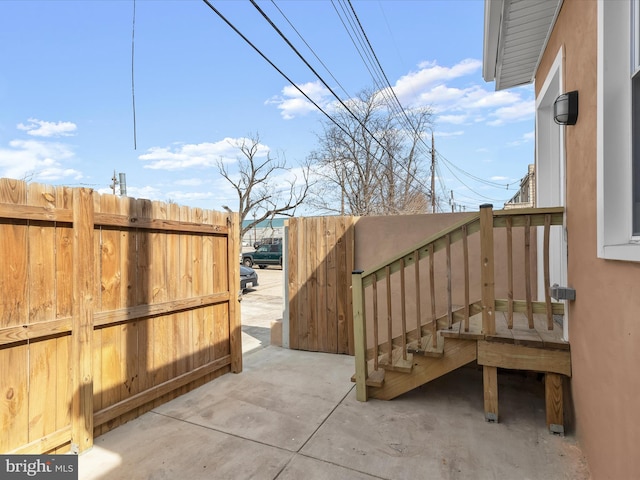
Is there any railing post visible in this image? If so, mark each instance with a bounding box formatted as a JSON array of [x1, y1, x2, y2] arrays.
[[480, 204, 496, 336], [352, 270, 368, 402]]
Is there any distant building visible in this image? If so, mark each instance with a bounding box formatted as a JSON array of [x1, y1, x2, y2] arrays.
[[503, 164, 535, 209], [241, 217, 286, 246]]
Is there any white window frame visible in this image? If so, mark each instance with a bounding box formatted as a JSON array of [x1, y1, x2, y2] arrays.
[[597, 0, 640, 261]]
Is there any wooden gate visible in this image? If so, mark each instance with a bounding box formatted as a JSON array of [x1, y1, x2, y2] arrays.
[[0, 179, 241, 454], [287, 216, 355, 355]]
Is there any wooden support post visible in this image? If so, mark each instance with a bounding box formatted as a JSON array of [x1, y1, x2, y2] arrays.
[[483, 365, 498, 423], [228, 212, 242, 373], [71, 188, 95, 453], [352, 270, 368, 402], [545, 373, 564, 435], [480, 204, 496, 336]]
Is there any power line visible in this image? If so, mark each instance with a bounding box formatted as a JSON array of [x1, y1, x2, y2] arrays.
[[247, 0, 434, 200]]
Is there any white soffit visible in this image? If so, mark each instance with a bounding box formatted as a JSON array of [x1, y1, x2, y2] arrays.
[[483, 0, 563, 91]]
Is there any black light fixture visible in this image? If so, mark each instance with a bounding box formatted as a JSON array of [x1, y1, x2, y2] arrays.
[[553, 90, 579, 125]]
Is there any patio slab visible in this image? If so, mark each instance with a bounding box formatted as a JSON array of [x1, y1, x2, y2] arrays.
[[78, 346, 589, 480]]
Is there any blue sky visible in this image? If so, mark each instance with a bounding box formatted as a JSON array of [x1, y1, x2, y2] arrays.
[[0, 0, 535, 213]]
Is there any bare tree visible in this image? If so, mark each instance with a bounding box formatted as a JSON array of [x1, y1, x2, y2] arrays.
[[308, 88, 433, 216], [217, 133, 311, 241]]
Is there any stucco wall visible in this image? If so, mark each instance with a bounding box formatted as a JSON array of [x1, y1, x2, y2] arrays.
[[536, 1, 640, 478]]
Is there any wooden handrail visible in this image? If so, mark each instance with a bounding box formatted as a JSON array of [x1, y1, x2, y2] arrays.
[[353, 206, 566, 401]]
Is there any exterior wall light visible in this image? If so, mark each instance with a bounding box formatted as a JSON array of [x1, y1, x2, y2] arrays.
[[553, 90, 579, 125]]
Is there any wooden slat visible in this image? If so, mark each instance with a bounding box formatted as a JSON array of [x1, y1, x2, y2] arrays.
[[317, 217, 328, 352], [524, 216, 533, 328], [544, 214, 553, 330], [480, 205, 496, 335], [227, 211, 242, 373], [400, 258, 407, 360], [298, 218, 309, 351], [495, 299, 564, 315], [287, 218, 299, 350], [325, 218, 338, 353], [307, 218, 318, 351], [492, 206, 564, 227], [386, 265, 393, 360], [0, 179, 28, 330], [372, 273, 379, 368], [0, 202, 72, 223], [94, 211, 228, 234], [506, 217, 514, 328], [345, 217, 355, 355], [71, 188, 95, 452], [446, 234, 453, 329], [8, 426, 71, 454], [352, 271, 368, 401], [413, 250, 422, 348], [337, 217, 350, 354], [429, 243, 437, 347], [462, 225, 470, 332], [94, 355, 231, 427], [477, 340, 572, 377]]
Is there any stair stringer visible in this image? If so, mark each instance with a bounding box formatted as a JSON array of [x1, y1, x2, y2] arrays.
[[368, 337, 477, 401]]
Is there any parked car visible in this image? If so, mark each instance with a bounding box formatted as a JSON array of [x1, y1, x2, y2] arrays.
[[240, 265, 258, 291], [253, 237, 282, 250], [242, 243, 283, 269]]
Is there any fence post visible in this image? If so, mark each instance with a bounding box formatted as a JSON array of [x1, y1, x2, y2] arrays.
[[352, 270, 368, 402], [71, 188, 95, 453], [479, 204, 496, 336], [227, 212, 242, 373]]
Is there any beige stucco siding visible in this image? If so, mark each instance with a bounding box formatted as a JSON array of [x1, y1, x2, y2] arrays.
[[536, 1, 640, 478]]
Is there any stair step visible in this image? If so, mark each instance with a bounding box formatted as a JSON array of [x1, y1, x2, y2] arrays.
[[365, 369, 385, 387], [407, 332, 445, 357], [349, 368, 386, 387], [379, 350, 414, 373]]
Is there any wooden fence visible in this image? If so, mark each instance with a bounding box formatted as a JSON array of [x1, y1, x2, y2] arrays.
[[287, 216, 355, 355], [0, 179, 241, 454]]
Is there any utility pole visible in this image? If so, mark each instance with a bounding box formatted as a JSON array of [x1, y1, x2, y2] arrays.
[[431, 132, 436, 214], [450, 190, 455, 213], [110, 171, 127, 196]]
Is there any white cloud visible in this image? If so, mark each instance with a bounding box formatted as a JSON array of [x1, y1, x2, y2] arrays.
[[394, 58, 482, 104], [17, 118, 77, 137], [438, 114, 468, 125], [507, 130, 535, 146], [139, 137, 270, 170], [491, 176, 509, 181], [174, 178, 205, 187], [487, 100, 535, 126], [0, 139, 81, 181], [437, 130, 465, 138], [265, 81, 333, 120]]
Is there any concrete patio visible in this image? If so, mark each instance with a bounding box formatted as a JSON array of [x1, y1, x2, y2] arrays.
[[78, 344, 589, 479]]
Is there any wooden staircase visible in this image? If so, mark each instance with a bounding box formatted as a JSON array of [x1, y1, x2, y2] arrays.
[[351, 205, 571, 434]]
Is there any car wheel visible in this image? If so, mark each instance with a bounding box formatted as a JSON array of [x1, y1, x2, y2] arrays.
[[258, 265, 267, 269], [243, 258, 253, 267]]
